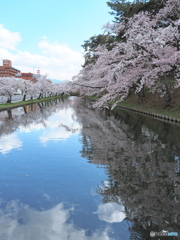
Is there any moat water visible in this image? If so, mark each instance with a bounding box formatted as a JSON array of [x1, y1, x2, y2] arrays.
[[0, 96, 179, 240]]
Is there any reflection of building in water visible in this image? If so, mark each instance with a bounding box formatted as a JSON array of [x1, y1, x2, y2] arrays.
[[0, 104, 39, 122], [0, 97, 79, 149], [24, 104, 39, 113]]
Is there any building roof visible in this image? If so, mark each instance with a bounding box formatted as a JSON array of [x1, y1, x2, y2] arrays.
[[11, 67, 20, 72]]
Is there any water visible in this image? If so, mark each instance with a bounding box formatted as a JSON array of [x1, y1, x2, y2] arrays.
[[0, 96, 179, 240]]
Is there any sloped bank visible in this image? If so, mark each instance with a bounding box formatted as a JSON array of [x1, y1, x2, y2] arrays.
[[83, 91, 180, 125], [115, 90, 180, 124]]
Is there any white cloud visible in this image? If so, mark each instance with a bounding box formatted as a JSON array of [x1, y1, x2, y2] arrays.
[[0, 25, 84, 80], [41, 36, 48, 40], [39, 129, 72, 144], [0, 200, 111, 240], [0, 133, 22, 154], [39, 108, 82, 144], [95, 202, 126, 223], [0, 24, 21, 50], [0, 48, 14, 60], [19, 122, 45, 133], [38, 40, 83, 61], [19, 108, 82, 145], [12, 41, 83, 80]]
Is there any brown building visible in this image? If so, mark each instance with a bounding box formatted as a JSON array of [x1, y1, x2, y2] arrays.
[[17, 72, 37, 83], [0, 60, 20, 77]]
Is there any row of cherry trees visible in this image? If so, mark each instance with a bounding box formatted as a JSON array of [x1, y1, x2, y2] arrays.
[[69, 0, 180, 108], [0, 77, 67, 103]]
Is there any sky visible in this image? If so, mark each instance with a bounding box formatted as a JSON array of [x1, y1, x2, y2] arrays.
[[0, 0, 114, 81]]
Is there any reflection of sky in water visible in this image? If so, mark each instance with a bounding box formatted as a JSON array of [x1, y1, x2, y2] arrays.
[[0, 107, 82, 154], [20, 107, 82, 144], [0, 133, 22, 154], [38, 108, 82, 145], [0, 200, 114, 240], [0, 100, 130, 240], [95, 202, 126, 223]]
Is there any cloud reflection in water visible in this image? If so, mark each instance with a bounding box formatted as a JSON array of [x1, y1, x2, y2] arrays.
[[0, 133, 22, 155], [95, 202, 126, 223], [0, 200, 111, 240], [0, 107, 82, 154], [19, 108, 82, 145]]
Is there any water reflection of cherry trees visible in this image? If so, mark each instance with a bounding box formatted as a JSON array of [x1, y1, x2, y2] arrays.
[[0, 98, 78, 137], [0, 97, 180, 239], [0, 97, 82, 154], [74, 99, 180, 240]]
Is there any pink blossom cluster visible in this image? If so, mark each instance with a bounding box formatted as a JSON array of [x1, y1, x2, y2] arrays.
[[70, 0, 180, 108], [0, 76, 68, 103]]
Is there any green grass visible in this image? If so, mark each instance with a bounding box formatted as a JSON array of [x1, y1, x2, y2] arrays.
[[85, 95, 99, 100], [117, 93, 180, 119], [0, 95, 66, 110], [84, 91, 180, 120], [117, 101, 180, 119]]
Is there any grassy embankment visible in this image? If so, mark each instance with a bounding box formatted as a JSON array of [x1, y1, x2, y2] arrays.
[[85, 88, 180, 119], [117, 89, 180, 119], [0, 95, 66, 110]]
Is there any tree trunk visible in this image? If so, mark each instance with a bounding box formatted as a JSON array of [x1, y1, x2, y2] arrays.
[[164, 91, 171, 107], [38, 103, 43, 113], [7, 109, 12, 119], [7, 95, 11, 103], [23, 94, 26, 101], [38, 93, 42, 99], [137, 86, 145, 103], [23, 106, 27, 114], [163, 81, 172, 108]]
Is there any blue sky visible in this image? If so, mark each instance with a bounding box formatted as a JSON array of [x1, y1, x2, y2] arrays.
[[0, 0, 113, 80]]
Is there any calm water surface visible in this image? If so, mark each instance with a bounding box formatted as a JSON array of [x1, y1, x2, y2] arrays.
[[0, 97, 179, 240]]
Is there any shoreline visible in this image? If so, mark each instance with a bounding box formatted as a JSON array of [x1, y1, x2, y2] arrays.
[[1, 95, 180, 125], [0, 95, 66, 112], [116, 105, 180, 125], [82, 95, 180, 125]]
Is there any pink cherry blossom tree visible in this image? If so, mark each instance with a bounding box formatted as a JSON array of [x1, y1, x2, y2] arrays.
[[70, 0, 180, 109], [35, 76, 52, 99], [18, 79, 34, 101], [0, 77, 22, 103]]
